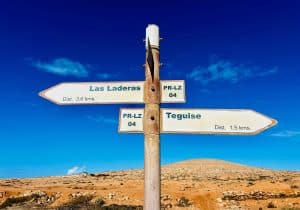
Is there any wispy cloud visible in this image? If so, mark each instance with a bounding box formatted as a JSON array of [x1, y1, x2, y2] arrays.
[[270, 130, 300, 138], [187, 58, 278, 85], [67, 166, 86, 175], [96, 72, 119, 80], [86, 115, 117, 124], [31, 58, 89, 78]]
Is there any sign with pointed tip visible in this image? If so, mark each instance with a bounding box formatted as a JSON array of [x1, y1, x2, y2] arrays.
[[160, 108, 277, 135], [118, 108, 277, 135], [39, 80, 185, 105]]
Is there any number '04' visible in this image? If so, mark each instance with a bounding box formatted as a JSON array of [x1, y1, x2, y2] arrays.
[[128, 122, 136, 126], [169, 93, 177, 97]]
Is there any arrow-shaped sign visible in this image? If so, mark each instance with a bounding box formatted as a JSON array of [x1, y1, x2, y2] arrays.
[[39, 80, 185, 105], [160, 108, 277, 135], [119, 108, 277, 135]]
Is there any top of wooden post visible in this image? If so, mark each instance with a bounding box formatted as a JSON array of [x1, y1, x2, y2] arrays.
[[145, 24, 160, 49]]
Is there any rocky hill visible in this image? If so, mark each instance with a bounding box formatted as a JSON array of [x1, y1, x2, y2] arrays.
[[0, 159, 299, 209]]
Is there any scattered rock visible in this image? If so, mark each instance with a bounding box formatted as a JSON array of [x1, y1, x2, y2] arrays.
[[108, 192, 116, 199], [81, 172, 89, 178], [222, 190, 300, 201], [161, 194, 172, 201], [217, 197, 223, 203], [162, 203, 173, 208], [176, 196, 192, 207]]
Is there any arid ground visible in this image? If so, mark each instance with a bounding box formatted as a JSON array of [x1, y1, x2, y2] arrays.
[[0, 159, 299, 210]]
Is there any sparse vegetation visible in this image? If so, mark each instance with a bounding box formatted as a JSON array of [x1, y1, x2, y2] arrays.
[[67, 194, 94, 206], [57, 203, 142, 210], [247, 181, 255, 186], [94, 197, 105, 206], [191, 177, 201, 182], [0, 194, 39, 208], [58, 196, 143, 210], [290, 184, 299, 189], [100, 204, 143, 210], [267, 201, 277, 208]]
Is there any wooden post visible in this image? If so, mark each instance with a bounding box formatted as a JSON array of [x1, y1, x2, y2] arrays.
[[143, 24, 161, 210]]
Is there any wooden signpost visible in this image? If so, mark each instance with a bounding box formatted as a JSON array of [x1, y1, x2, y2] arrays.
[[39, 24, 277, 210]]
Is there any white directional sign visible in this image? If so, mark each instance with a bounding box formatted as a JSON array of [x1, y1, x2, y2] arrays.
[[161, 108, 277, 135], [118, 108, 277, 135], [119, 108, 144, 133], [39, 80, 185, 105]]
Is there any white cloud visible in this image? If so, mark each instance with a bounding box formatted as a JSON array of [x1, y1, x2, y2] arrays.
[[186, 58, 278, 85], [32, 58, 89, 78], [270, 130, 300, 138], [67, 166, 86, 175], [86, 115, 117, 124]]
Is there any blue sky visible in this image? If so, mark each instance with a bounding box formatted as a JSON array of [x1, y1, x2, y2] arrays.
[[0, 1, 300, 178]]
